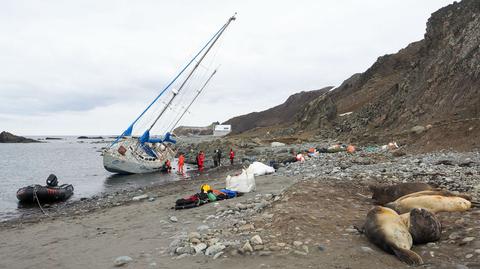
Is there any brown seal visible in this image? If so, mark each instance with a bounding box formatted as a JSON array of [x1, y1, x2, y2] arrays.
[[386, 190, 472, 214], [364, 206, 423, 265], [406, 208, 442, 244], [369, 182, 434, 205]]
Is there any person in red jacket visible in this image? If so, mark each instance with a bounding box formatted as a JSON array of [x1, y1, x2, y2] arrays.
[[164, 159, 172, 173], [178, 153, 185, 175], [229, 148, 235, 165], [198, 151, 205, 172]]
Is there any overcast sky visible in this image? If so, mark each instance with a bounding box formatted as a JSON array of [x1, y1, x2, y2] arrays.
[[0, 0, 454, 135]]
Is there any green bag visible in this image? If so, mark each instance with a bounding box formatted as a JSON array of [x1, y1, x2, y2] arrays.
[[207, 192, 217, 202]]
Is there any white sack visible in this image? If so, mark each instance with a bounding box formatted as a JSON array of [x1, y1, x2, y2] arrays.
[[226, 169, 256, 193], [246, 161, 275, 176]]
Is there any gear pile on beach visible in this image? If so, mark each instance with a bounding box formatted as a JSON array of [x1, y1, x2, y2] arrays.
[[174, 184, 241, 210]]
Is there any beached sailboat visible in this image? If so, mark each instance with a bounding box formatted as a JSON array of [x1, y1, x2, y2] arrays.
[[103, 14, 236, 174]]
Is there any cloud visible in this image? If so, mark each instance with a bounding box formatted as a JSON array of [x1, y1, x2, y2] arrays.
[[0, 0, 455, 135]]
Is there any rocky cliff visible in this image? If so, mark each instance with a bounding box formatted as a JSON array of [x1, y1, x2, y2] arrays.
[[298, 0, 480, 151], [224, 87, 332, 134]]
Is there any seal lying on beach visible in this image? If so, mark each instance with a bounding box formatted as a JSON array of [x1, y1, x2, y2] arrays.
[[385, 190, 472, 214], [405, 208, 442, 244], [369, 182, 435, 205], [364, 206, 425, 265]]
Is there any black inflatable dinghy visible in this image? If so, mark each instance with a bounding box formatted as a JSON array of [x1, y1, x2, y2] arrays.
[[16, 174, 74, 203]]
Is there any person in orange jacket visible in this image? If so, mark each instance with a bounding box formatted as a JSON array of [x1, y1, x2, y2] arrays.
[[178, 153, 185, 175], [198, 151, 205, 172], [229, 148, 235, 165]]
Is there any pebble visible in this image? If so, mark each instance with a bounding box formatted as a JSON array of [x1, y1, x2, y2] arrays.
[[193, 243, 207, 254], [169, 216, 178, 223], [239, 223, 255, 231], [449, 232, 462, 240], [242, 241, 253, 252], [293, 250, 308, 256], [253, 245, 264, 251], [188, 232, 200, 240], [113, 256, 133, 267], [465, 254, 473, 259], [345, 228, 358, 233], [259, 251, 272, 256], [360, 246, 374, 253], [213, 251, 224, 260], [317, 245, 326, 251], [175, 253, 189, 259], [462, 237, 475, 242], [236, 203, 248, 210], [205, 244, 226, 256], [132, 194, 149, 201], [197, 225, 210, 232], [251, 235, 263, 245], [293, 241, 303, 247]]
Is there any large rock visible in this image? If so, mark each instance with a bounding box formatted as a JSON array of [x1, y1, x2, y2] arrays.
[[205, 243, 225, 256], [0, 131, 39, 143], [113, 256, 133, 267]]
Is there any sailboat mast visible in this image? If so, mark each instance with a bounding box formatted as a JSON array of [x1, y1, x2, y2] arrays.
[[146, 14, 236, 132], [169, 69, 217, 132]]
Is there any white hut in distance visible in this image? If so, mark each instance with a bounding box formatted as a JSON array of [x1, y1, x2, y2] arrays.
[[213, 125, 231, 136]]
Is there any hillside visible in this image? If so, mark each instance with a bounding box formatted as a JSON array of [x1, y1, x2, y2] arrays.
[[297, 0, 480, 151], [223, 87, 332, 134]]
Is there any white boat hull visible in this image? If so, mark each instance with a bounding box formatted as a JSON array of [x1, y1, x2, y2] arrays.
[[103, 137, 175, 174]]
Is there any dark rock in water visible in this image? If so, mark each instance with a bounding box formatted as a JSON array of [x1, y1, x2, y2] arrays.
[[77, 136, 104, 139], [0, 131, 40, 143], [45, 137, 63, 140]]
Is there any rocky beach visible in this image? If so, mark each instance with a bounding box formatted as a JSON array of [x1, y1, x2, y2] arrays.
[[1, 141, 479, 268]]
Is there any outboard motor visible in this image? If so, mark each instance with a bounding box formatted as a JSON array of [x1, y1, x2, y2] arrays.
[[46, 174, 58, 187]]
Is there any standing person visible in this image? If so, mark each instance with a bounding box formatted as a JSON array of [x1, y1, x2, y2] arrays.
[[164, 159, 172, 173], [198, 151, 205, 172], [217, 149, 222, 166], [178, 153, 185, 175], [229, 148, 235, 165], [213, 150, 218, 167]]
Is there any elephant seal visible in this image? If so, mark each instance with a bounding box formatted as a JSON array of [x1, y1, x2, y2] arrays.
[[406, 208, 442, 244], [385, 190, 472, 214], [364, 206, 423, 265], [369, 182, 435, 205]]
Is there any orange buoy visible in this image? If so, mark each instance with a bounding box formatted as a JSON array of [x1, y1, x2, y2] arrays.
[[347, 145, 356, 153]]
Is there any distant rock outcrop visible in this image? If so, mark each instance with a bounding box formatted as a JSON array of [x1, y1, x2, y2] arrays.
[[223, 87, 333, 134], [173, 122, 217, 136], [0, 131, 39, 143], [77, 136, 104, 139]]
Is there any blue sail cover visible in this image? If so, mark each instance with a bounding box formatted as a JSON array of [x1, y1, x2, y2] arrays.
[[163, 132, 176, 144], [139, 130, 176, 144], [139, 130, 150, 144]]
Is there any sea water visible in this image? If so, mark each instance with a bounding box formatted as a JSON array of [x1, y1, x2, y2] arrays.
[[0, 136, 186, 221]]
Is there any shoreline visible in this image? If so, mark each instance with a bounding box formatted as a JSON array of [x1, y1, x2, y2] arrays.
[[0, 149, 479, 268]]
